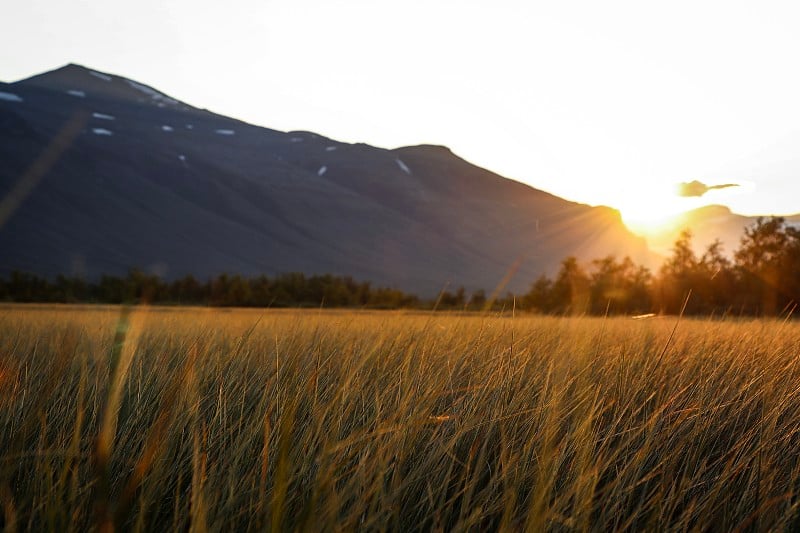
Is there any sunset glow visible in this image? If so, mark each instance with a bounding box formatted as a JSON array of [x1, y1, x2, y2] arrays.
[[597, 179, 693, 236]]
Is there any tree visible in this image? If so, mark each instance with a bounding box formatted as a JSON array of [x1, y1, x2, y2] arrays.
[[522, 275, 555, 313], [438, 287, 466, 309], [656, 230, 700, 314], [588, 256, 653, 315], [171, 275, 203, 304], [552, 257, 590, 315], [696, 239, 734, 315], [734, 217, 800, 315], [469, 289, 487, 310], [226, 275, 252, 306]]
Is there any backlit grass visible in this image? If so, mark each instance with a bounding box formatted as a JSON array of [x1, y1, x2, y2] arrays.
[[1, 305, 800, 531]]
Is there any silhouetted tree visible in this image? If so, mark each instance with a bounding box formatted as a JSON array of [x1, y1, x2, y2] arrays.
[[522, 275, 555, 313], [696, 239, 735, 315], [171, 275, 204, 304], [734, 217, 800, 315], [588, 256, 651, 314], [656, 230, 700, 313], [552, 257, 591, 315], [469, 289, 487, 310], [438, 287, 466, 309]]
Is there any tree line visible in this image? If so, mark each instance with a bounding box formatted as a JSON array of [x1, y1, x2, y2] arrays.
[[521, 216, 800, 316], [0, 271, 420, 309], [1, 217, 798, 315]]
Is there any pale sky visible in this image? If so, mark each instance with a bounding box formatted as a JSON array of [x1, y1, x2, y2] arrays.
[[3, 0, 800, 227]]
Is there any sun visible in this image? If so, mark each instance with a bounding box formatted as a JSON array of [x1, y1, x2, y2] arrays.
[[622, 207, 683, 236], [613, 184, 701, 237]]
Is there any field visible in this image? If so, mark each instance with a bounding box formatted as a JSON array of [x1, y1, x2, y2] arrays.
[[2, 305, 800, 531]]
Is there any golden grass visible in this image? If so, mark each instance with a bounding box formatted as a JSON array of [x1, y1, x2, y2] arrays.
[[1, 305, 800, 531]]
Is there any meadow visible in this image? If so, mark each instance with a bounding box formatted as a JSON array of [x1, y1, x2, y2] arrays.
[[1, 305, 800, 531]]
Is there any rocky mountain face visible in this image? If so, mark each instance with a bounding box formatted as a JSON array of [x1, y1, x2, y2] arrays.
[[0, 64, 655, 295]]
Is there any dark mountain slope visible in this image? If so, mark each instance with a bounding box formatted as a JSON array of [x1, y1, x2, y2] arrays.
[[0, 64, 655, 295]]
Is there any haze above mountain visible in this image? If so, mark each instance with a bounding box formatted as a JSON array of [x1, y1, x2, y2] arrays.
[[0, 63, 772, 294]]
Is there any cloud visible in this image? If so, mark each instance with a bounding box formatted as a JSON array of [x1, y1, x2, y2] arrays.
[[677, 180, 739, 198]]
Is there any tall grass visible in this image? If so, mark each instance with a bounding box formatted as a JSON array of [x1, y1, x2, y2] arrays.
[[1, 305, 800, 531]]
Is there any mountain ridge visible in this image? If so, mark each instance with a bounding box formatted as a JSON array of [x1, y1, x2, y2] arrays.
[[645, 204, 800, 257]]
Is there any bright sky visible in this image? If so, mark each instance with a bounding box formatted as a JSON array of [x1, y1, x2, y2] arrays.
[[3, 0, 800, 228]]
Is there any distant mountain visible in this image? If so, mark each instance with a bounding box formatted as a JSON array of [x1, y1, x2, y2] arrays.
[[644, 204, 800, 258], [0, 63, 656, 295]]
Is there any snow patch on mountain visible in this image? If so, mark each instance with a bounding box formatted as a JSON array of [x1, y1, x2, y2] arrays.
[[67, 90, 86, 98], [326, 146, 337, 152], [92, 112, 115, 120], [396, 159, 411, 175], [289, 137, 303, 143], [186, 124, 194, 129], [162, 125, 173, 132], [215, 129, 235, 136], [0, 92, 23, 102], [126, 80, 178, 105], [317, 166, 327, 176], [89, 71, 112, 82], [92, 128, 113, 136]]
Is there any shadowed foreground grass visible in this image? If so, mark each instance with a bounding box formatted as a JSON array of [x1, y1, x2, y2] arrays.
[[1, 305, 800, 531]]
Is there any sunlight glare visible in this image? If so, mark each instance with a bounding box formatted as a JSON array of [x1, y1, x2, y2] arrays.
[[617, 184, 701, 236]]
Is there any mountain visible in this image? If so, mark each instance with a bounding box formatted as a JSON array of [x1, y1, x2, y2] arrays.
[[0, 63, 656, 295], [645, 205, 800, 258]]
